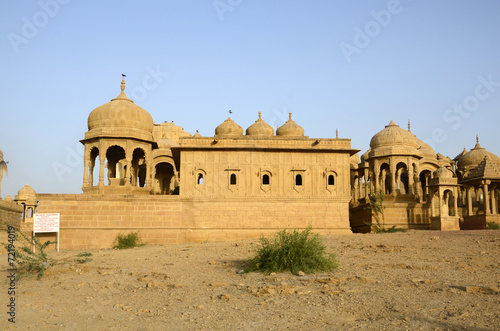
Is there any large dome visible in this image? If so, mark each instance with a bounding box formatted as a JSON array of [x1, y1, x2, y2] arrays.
[[276, 113, 304, 137], [215, 117, 243, 137], [413, 136, 436, 159], [458, 137, 500, 171], [87, 77, 154, 141], [246, 112, 274, 136], [370, 120, 417, 150]]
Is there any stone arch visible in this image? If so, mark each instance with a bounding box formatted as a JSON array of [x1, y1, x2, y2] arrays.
[[396, 162, 409, 194], [195, 169, 207, 189], [443, 189, 455, 216], [328, 173, 335, 186], [106, 145, 126, 186], [260, 170, 272, 192], [380, 163, 391, 194], [419, 170, 432, 201], [132, 148, 147, 187], [89, 146, 99, 186], [154, 162, 176, 194], [295, 174, 303, 186]]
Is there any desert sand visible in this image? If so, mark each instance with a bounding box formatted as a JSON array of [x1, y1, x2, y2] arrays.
[[2, 229, 499, 330]]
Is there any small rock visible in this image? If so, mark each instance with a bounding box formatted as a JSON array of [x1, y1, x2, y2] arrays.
[[297, 271, 306, 276], [209, 283, 228, 287], [219, 294, 231, 301]]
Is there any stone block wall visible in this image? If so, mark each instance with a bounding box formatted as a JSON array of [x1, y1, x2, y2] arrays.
[[0, 200, 23, 252], [350, 196, 432, 233], [36, 194, 351, 249]]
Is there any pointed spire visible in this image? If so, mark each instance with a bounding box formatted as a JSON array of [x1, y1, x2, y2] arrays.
[[289, 112, 292, 120], [258, 111, 262, 119], [336, 128, 339, 139], [121, 74, 125, 93], [113, 74, 131, 102], [475, 134, 482, 149], [408, 120, 411, 132]]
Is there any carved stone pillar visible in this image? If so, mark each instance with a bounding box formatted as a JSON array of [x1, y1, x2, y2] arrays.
[[453, 188, 458, 217], [438, 189, 442, 217], [408, 162, 414, 194], [98, 154, 105, 187], [390, 162, 396, 195], [125, 158, 132, 186], [467, 186, 473, 216], [364, 168, 370, 199], [483, 182, 490, 215], [83, 160, 89, 188], [431, 189, 436, 217], [491, 187, 497, 215]]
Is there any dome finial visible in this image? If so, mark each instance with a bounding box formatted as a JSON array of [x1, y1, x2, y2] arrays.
[[121, 74, 126, 93], [476, 134, 479, 144], [289, 113, 292, 120], [408, 120, 411, 132], [258, 111, 262, 119], [336, 128, 339, 139]]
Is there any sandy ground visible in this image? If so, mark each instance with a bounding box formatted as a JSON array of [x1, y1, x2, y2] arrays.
[[1, 229, 499, 330]]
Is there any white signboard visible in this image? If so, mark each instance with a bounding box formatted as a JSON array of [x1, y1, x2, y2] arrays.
[[34, 213, 60, 233], [33, 213, 60, 252]]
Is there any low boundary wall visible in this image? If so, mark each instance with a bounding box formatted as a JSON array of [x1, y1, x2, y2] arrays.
[[36, 194, 352, 249]]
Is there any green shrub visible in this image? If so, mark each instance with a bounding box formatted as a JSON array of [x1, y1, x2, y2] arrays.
[[379, 225, 407, 233], [75, 252, 93, 263], [113, 232, 144, 249], [2, 227, 92, 280], [485, 222, 500, 230], [2, 227, 56, 280], [244, 227, 338, 275]]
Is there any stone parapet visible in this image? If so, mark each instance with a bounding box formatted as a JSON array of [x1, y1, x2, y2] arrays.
[[36, 194, 351, 249]]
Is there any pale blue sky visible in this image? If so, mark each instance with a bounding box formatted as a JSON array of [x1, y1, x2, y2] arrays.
[[1, 0, 499, 197]]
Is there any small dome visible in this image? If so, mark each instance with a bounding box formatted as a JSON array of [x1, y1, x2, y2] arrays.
[[433, 166, 454, 179], [361, 149, 370, 162], [453, 148, 467, 162], [215, 117, 243, 137], [459, 137, 500, 171], [193, 131, 202, 138], [4, 195, 13, 202], [370, 121, 417, 150], [350, 153, 360, 165], [276, 113, 304, 137], [18, 184, 36, 196], [246, 112, 274, 136], [87, 77, 154, 140], [414, 136, 436, 159]]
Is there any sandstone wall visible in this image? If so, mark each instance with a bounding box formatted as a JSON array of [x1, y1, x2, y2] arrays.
[[0, 200, 23, 251], [36, 194, 351, 249], [350, 196, 432, 233]]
